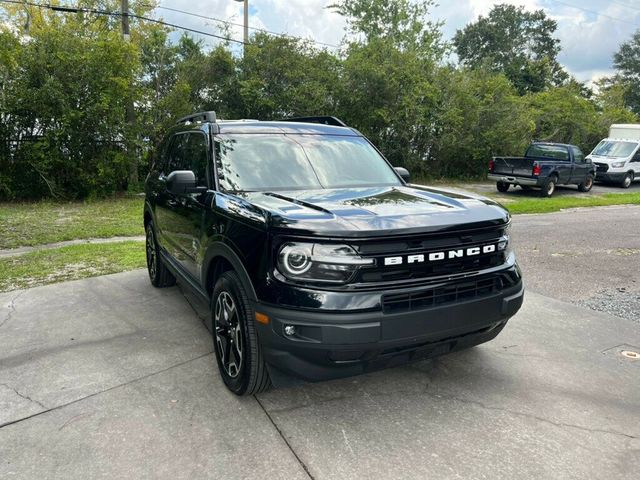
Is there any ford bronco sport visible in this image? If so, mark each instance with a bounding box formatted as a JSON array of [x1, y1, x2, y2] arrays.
[[144, 112, 524, 395]]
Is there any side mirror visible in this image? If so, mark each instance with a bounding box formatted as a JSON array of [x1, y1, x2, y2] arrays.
[[166, 170, 199, 194], [394, 167, 411, 183]]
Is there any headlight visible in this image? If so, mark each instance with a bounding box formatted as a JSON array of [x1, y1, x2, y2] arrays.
[[498, 223, 512, 257], [612, 161, 626, 168], [277, 242, 373, 284]]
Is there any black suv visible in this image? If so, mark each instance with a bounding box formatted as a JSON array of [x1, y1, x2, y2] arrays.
[[144, 112, 524, 395]]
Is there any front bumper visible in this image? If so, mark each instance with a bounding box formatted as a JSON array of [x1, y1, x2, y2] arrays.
[[253, 270, 524, 382], [488, 174, 541, 187], [595, 171, 626, 183]]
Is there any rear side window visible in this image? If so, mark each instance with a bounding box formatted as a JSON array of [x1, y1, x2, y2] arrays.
[[526, 144, 569, 161]]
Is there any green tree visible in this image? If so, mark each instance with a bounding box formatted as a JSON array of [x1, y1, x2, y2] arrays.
[[238, 33, 340, 119], [453, 4, 567, 94], [430, 68, 534, 178], [330, 0, 444, 174], [526, 85, 600, 152], [613, 29, 640, 114]]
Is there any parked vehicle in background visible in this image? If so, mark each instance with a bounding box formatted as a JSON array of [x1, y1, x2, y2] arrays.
[[144, 112, 524, 395], [488, 143, 596, 197], [587, 124, 640, 188]]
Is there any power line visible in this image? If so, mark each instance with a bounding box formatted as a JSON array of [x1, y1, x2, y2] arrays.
[[146, 3, 341, 49], [603, 0, 640, 14], [0, 0, 248, 44], [548, 0, 640, 27]]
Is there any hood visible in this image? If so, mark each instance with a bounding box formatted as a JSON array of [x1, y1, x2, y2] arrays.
[[217, 185, 509, 237]]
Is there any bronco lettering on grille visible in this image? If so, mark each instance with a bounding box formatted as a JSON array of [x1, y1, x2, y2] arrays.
[[383, 244, 497, 266]]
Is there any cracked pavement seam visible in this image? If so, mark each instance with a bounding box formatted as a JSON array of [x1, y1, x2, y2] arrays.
[[266, 387, 638, 441], [0, 351, 214, 430], [0, 383, 47, 410], [0, 291, 24, 329], [419, 390, 639, 441]]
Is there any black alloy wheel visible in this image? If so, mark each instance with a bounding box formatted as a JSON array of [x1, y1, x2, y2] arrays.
[[215, 291, 244, 379], [211, 271, 271, 395], [145, 221, 176, 288]]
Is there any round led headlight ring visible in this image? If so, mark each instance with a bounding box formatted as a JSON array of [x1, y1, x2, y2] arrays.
[[282, 245, 312, 275]]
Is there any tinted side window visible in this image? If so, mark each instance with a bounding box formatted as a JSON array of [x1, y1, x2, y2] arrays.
[[156, 137, 173, 173], [167, 134, 189, 172], [166, 133, 209, 187], [572, 147, 585, 163], [185, 133, 209, 186]]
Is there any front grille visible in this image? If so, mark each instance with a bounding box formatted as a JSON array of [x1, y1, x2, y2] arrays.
[[381, 273, 516, 314], [353, 226, 507, 287], [595, 162, 609, 173]]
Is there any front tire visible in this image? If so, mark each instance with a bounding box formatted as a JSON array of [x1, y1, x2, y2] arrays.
[[145, 221, 176, 288], [212, 271, 271, 396], [578, 174, 594, 192], [621, 172, 633, 189], [539, 176, 557, 197], [496, 181, 510, 193]]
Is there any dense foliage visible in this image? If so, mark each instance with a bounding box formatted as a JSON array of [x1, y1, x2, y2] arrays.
[[0, 0, 638, 199]]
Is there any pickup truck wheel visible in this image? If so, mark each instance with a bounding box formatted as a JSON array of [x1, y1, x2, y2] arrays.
[[145, 221, 176, 288], [539, 177, 557, 197], [496, 181, 510, 193], [578, 174, 594, 192], [212, 271, 271, 396], [621, 172, 633, 188]]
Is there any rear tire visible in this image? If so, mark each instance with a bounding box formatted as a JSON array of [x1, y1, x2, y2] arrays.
[[145, 221, 176, 288], [539, 176, 557, 197], [620, 172, 633, 189], [496, 181, 510, 193], [578, 174, 594, 192], [212, 271, 271, 396]]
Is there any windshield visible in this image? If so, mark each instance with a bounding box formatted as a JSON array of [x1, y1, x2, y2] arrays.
[[591, 140, 638, 158], [526, 144, 569, 160], [215, 134, 401, 191]]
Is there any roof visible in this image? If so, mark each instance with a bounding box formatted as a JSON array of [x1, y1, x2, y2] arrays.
[[530, 142, 575, 148], [216, 121, 359, 136]]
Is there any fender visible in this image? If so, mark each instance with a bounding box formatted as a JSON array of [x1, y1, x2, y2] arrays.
[[202, 241, 258, 302]]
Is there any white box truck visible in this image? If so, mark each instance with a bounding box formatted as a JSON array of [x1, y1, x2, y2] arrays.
[[587, 124, 640, 188]]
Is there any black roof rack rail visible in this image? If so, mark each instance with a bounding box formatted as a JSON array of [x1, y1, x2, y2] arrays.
[[176, 111, 217, 125], [279, 116, 348, 127]]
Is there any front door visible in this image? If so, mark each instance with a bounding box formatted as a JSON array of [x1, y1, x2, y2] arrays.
[[570, 146, 589, 183], [157, 131, 211, 279]]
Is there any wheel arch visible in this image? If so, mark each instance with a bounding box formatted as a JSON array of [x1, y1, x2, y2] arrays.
[[143, 201, 154, 227], [203, 243, 258, 302]]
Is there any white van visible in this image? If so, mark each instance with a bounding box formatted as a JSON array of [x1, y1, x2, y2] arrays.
[[587, 124, 640, 188]]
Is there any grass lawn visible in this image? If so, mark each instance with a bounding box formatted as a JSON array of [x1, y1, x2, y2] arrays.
[[504, 192, 640, 214], [0, 241, 146, 292], [0, 196, 144, 249]]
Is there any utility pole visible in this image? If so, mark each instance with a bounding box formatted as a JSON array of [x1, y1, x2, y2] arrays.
[[233, 0, 249, 52], [121, 0, 137, 184], [121, 0, 130, 41]]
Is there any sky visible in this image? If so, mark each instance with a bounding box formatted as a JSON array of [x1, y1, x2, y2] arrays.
[[154, 0, 640, 84]]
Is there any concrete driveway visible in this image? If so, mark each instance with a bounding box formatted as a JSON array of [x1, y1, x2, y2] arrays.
[[2, 216, 640, 479]]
